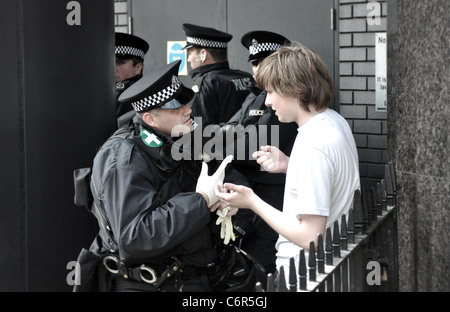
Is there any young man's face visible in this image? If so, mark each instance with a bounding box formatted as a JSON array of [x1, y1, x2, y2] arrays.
[[146, 103, 193, 137], [265, 90, 299, 123], [115, 58, 142, 82]]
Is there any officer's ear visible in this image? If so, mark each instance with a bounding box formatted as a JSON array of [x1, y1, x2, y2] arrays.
[[142, 110, 159, 128], [200, 49, 207, 62], [134, 62, 143, 75]]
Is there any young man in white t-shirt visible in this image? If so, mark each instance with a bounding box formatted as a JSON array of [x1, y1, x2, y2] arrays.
[[216, 42, 360, 288]]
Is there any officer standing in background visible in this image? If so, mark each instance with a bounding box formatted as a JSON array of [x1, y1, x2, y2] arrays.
[[221, 31, 298, 274], [115, 32, 149, 117], [182, 23, 255, 125]]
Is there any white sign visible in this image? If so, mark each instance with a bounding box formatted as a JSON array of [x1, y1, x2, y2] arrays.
[[375, 33, 387, 112], [167, 41, 187, 76]]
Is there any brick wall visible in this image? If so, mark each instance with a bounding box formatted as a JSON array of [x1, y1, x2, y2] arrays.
[[114, 0, 128, 33], [338, 0, 387, 190]]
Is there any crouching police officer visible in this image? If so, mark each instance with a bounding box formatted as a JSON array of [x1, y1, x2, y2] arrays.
[[89, 60, 235, 292]]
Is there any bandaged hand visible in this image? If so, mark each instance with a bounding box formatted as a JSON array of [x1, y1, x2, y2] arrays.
[[216, 207, 236, 245], [195, 155, 233, 207]]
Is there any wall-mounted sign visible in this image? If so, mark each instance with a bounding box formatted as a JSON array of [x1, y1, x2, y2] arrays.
[[375, 33, 387, 112], [167, 41, 187, 76]]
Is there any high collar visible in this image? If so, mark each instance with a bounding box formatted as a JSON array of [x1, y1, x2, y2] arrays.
[[189, 61, 230, 80]]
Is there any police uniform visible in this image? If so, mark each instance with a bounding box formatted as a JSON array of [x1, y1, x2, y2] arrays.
[[225, 31, 298, 274], [115, 32, 149, 117], [90, 60, 221, 292], [182, 23, 255, 125]]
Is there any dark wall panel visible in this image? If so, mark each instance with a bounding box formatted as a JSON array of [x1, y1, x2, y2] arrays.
[[0, 0, 116, 291], [0, 0, 24, 292]]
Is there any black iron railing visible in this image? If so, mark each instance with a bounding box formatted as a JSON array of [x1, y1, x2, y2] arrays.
[[256, 162, 398, 292]]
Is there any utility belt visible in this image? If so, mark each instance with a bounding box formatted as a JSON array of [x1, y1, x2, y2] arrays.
[[102, 255, 212, 289]]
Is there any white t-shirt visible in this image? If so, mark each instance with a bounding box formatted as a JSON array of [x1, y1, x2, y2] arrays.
[[275, 108, 360, 285]]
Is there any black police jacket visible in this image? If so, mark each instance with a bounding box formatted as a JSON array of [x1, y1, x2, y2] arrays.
[[189, 61, 255, 125], [90, 115, 217, 267]]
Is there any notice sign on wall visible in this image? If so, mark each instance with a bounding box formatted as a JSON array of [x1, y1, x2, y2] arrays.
[[167, 41, 187, 76], [375, 33, 387, 112]]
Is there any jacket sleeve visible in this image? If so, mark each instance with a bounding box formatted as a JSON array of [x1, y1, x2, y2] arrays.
[[100, 150, 211, 262]]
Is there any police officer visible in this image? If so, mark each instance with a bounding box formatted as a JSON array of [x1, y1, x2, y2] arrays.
[[182, 23, 255, 125], [115, 32, 149, 117], [90, 60, 235, 292], [221, 31, 298, 274]]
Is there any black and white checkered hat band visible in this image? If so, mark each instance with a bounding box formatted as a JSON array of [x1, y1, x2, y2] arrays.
[[115, 45, 146, 59], [131, 76, 182, 111], [186, 36, 227, 48], [249, 42, 282, 55]]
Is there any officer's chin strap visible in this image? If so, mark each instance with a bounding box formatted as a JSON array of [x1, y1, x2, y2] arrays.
[[216, 207, 236, 245]]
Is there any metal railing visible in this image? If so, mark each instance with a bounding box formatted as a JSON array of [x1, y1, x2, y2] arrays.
[[256, 162, 398, 292]]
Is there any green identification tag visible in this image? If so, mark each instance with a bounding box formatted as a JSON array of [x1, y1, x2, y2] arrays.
[[140, 129, 163, 147]]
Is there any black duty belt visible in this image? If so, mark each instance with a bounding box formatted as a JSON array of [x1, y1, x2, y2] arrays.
[[103, 255, 183, 288], [102, 255, 211, 288]]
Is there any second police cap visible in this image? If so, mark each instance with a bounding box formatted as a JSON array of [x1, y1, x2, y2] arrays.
[[118, 60, 194, 113], [182, 23, 233, 49], [115, 32, 149, 60], [241, 30, 290, 63]]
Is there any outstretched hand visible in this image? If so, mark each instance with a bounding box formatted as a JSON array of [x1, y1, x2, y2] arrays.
[[252, 145, 289, 173], [195, 155, 233, 207], [215, 183, 256, 210]]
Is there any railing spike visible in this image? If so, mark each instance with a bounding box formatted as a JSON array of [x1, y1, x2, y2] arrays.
[[376, 182, 383, 215], [340, 214, 348, 251], [347, 209, 355, 244], [380, 179, 387, 211], [370, 187, 378, 220], [299, 249, 307, 290], [289, 257, 297, 292], [317, 233, 325, 273], [266, 273, 275, 292], [352, 189, 365, 234], [308, 241, 316, 282], [278, 266, 288, 292], [325, 227, 333, 265], [332, 220, 341, 258]]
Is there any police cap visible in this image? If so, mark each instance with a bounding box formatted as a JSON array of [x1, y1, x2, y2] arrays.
[[115, 32, 149, 60], [241, 30, 290, 63], [118, 60, 194, 113], [182, 23, 232, 49]]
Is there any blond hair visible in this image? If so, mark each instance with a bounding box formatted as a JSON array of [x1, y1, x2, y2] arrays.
[[255, 42, 334, 112]]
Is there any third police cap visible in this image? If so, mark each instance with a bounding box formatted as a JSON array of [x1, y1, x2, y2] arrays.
[[115, 32, 149, 60], [182, 23, 232, 49], [241, 30, 290, 63]]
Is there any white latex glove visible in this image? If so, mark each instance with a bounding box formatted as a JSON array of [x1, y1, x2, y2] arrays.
[[216, 207, 236, 245], [195, 155, 233, 207]]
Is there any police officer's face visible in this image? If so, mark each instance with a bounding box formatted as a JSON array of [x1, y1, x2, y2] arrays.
[[145, 104, 193, 137], [251, 60, 262, 77], [115, 58, 142, 82], [187, 48, 203, 70]]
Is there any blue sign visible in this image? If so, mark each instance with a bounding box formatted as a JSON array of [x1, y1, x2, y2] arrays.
[[168, 42, 187, 75]]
